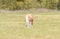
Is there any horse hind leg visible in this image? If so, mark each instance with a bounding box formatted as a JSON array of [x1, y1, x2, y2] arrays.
[[31, 20, 33, 25]]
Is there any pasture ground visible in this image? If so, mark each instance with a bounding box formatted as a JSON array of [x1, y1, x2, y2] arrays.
[[0, 11, 60, 39]]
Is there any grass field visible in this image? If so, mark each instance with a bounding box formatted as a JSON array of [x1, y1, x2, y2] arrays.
[[0, 11, 60, 39]]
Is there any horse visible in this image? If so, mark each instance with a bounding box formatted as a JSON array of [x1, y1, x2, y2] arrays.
[[25, 14, 33, 28]]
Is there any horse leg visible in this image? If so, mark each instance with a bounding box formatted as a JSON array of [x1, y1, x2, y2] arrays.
[[26, 21, 30, 28], [31, 20, 33, 25]]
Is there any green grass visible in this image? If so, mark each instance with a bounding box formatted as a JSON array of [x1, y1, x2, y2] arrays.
[[0, 12, 60, 39]]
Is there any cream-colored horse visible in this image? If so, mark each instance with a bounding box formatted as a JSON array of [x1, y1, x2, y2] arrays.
[[25, 14, 33, 28]]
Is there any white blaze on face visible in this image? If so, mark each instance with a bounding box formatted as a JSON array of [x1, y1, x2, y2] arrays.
[[25, 14, 29, 28], [26, 15, 29, 22]]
